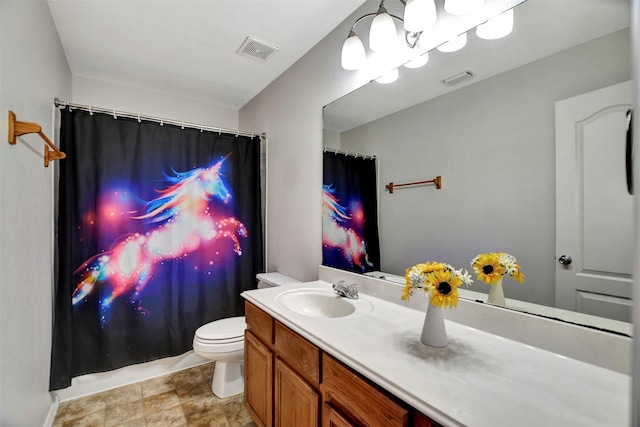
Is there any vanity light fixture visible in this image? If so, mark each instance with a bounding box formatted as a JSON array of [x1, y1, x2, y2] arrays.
[[340, 0, 437, 71], [375, 68, 399, 84], [436, 32, 468, 53], [341, 30, 367, 70], [369, 3, 397, 52], [403, 52, 429, 69], [476, 8, 514, 40], [444, 0, 484, 16], [404, 0, 437, 33]]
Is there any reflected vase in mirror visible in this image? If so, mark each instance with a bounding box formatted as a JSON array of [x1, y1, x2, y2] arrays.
[[471, 252, 524, 308], [487, 277, 505, 306]]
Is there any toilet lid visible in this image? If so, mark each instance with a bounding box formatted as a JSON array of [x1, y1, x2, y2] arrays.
[[195, 316, 246, 342]]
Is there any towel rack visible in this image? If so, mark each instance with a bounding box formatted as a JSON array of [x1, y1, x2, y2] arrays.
[[385, 176, 442, 194], [8, 111, 66, 167]]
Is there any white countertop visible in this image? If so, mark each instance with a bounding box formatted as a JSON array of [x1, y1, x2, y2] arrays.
[[242, 280, 631, 427]]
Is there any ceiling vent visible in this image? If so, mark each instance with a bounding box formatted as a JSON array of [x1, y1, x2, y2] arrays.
[[237, 37, 279, 62], [441, 70, 475, 86]]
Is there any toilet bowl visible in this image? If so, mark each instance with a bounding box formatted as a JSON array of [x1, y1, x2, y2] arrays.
[[193, 316, 246, 398], [193, 272, 301, 398]]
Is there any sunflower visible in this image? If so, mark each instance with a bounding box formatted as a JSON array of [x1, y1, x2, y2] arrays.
[[471, 253, 505, 285], [402, 261, 473, 304], [471, 252, 525, 285], [425, 269, 462, 308], [511, 269, 525, 283]]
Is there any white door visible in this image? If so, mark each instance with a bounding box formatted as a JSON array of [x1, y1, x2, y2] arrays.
[[555, 80, 633, 322]]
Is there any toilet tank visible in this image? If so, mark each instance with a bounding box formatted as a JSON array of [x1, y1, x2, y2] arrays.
[[256, 272, 301, 289]]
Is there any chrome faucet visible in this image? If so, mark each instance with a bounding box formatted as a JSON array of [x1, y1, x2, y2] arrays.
[[332, 280, 359, 299]]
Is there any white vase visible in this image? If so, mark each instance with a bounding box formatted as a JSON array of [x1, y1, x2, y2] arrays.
[[420, 301, 448, 347], [487, 277, 506, 306]]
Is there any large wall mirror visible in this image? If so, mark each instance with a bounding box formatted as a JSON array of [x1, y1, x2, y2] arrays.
[[323, 0, 633, 335]]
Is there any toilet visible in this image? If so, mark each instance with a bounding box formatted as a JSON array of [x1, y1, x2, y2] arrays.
[[193, 272, 301, 398]]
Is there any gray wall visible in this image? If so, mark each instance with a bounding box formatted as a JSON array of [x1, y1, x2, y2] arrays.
[[0, 1, 72, 425], [339, 28, 631, 306]]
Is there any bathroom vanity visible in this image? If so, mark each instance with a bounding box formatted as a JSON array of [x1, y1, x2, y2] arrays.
[[244, 300, 431, 427], [241, 274, 630, 426]]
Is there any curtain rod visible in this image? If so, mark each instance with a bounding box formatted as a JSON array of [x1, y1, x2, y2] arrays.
[[53, 98, 265, 140], [323, 146, 376, 160]]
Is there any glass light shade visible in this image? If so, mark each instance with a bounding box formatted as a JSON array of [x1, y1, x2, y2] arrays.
[[341, 32, 366, 70], [436, 32, 467, 53], [369, 7, 397, 52], [444, 0, 484, 15], [403, 52, 429, 69], [404, 0, 437, 33], [375, 68, 399, 84], [476, 8, 514, 40]]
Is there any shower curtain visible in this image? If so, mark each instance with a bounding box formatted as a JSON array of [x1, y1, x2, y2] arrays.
[[50, 108, 263, 390], [322, 152, 380, 273]]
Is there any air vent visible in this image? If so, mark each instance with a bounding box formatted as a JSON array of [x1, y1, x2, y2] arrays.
[[441, 70, 475, 86], [237, 37, 279, 61]]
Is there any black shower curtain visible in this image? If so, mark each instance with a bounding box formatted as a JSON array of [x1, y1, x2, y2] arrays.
[[322, 152, 380, 273], [50, 108, 263, 390]]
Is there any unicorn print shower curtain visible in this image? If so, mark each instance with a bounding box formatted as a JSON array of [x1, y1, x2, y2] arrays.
[[50, 108, 263, 390], [323, 152, 380, 273]]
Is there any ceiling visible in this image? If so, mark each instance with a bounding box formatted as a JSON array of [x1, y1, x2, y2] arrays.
[[46, 0, 367, 110]]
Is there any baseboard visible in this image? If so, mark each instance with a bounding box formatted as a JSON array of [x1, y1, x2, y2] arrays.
[[43, 395, 59, 427]]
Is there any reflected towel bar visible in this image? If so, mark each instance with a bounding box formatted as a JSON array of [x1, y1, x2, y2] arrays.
[[8, 110, 66, 167], [385, 176, 442, 193]]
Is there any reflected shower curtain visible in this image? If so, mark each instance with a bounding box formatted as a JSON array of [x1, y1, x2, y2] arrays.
[[322, 152, 380, 273], [50, 108, 263, 390]]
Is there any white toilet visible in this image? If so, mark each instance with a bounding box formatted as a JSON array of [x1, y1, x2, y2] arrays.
[[193, 272, 301, 398]]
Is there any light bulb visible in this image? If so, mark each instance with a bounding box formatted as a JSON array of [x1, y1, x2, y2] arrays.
[[436, 32, 467, 53], [376, 68, 399, 84], [404, 0, 437, 33], [369, 6, 397, 52], [444, 0, 484, 16], [341, 31, 366, 70], [476, 8, 514, 40], [403, 52, 429, 69]]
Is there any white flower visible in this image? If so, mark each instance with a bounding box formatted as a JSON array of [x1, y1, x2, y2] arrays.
[[455, 268, 474, 287]]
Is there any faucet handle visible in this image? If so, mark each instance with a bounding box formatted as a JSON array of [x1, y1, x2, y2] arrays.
[[333, 280, 359, 299]]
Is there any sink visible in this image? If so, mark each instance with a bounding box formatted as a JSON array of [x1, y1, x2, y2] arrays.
[[275, 288, 372, 318]]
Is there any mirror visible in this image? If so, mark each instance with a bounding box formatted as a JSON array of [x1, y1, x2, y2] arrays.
[[323, 0, 632, 334]]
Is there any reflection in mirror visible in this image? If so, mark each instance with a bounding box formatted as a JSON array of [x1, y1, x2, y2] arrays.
[[323, 0, 632, 335]]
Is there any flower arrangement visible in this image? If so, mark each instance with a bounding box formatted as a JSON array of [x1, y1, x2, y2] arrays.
[[471, 252, 524, 285], [402, 262, 473, 308]]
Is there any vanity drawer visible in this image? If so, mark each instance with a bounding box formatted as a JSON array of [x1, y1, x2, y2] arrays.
[[321, 353, 409, 427], [245, 301, 274, 345], [274, 320, 320, 385]]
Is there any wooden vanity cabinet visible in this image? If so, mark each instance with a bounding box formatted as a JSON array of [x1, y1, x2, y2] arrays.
[[245, 301, 320, 427], [244, 301, 437, 427], [245, 302, 275, 427], [245, 331, 273, 427]]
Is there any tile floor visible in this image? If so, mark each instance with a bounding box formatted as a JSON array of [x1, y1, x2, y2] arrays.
[[52, 362, 257, 427]]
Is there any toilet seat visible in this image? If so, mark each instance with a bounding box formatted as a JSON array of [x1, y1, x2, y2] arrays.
[[194, 316, 246, 345]]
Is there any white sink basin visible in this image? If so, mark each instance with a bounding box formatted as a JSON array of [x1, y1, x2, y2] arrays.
[[275, 288, 372, 318]]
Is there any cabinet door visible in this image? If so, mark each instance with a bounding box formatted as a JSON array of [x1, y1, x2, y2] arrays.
[[245, 331, 273, 427], [323, 403, 357, 427], [275, 358, 319, 427]]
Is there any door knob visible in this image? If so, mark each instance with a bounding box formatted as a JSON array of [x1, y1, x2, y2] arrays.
[[558, 255, 572, 265]]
